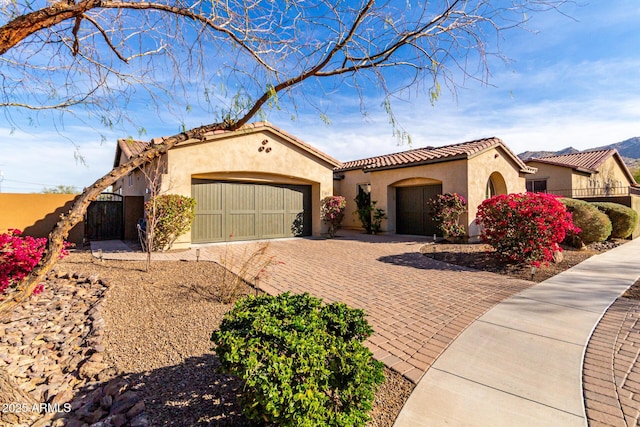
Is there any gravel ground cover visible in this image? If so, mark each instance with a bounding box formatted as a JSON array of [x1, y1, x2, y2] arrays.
[[57, 252, 413, 426]]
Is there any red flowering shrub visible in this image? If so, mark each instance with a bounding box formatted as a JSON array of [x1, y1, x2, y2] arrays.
[[0, 229, 70, 297], [321, 196, 347, 238], [426, 193, 467, 239], [476, 193, 580, 267]]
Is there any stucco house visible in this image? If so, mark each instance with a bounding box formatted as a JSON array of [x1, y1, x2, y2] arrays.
[[523, 149, 637, 198], [113, 122, 340, 247], [334, 137, 536, 239]]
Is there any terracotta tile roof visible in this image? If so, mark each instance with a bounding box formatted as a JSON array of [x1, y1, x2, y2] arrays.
[[336, 137, 535, 173], [526, 149, 617, 173], [116, 139, 150, 159]]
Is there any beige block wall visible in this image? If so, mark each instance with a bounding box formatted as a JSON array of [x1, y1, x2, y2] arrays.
[[166, 129, 336, 247], [0, 194, 84, 244]]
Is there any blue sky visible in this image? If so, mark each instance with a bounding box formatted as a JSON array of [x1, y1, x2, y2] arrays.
[[1, 1, 639, 193]]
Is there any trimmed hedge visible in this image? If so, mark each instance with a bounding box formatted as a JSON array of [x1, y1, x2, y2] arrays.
[[211, 292, 384, 427], [560, 198, 612, 246], [591, 202, 638, 239]]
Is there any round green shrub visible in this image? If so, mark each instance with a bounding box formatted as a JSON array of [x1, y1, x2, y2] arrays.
[[590, 202, 638, 239], [560, 198, 612, 246], [211, 292, 385, 427]]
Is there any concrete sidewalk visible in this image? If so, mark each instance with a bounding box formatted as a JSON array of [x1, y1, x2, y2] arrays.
[[394, 238, 640, 426]]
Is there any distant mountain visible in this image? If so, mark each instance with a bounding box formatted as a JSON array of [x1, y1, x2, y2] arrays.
[[518, 137, 640, 168], [518, 147, 580, 160], [593, 137, 640, 159]]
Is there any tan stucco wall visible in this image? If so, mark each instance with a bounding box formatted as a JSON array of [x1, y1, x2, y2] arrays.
[[166, 129, 336, 247], [356, 159, 468, 234], [630, 195, 640, 239], [572, 156, 632, 190], [336, 146, 527, 237], [525, 162, 574, 193], [0, 194, 84, 244], [372, 162, 466, 234], [112, 150, 152, 198], [334, 169, 371, 230], [526, 157, 633, 196], [466, 148, 527, 237]]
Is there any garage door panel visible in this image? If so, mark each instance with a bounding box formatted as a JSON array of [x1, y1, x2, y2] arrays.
[[228, 214, 257, 240], [228, 184, 255, 210], [192, 180, 311, 243], [261, 213, 286, 237], [192, 214, 223, 243], [260, 186, 284, 210]]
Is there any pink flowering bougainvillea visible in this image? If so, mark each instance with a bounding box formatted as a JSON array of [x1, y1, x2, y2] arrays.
[[426, 193, 467, 239], [321, 196, 347, 238], [476, 193, 580, 267], [0, 229, 70, 297]]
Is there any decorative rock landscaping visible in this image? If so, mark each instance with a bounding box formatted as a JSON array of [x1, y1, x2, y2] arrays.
[[0, 271, 148, 427]]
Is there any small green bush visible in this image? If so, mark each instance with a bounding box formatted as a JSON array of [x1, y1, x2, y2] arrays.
[[591, 202, 638, 239], [145, 194, 196, 251], [211, 292, 384, 427], [560, 198, 612, 246]]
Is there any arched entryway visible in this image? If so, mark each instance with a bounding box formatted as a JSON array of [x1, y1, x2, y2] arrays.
[[486, 172, 508, 199]]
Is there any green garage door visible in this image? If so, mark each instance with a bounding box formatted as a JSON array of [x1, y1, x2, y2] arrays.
[[191, 180, 312, 243], [396, 184, 442, 236]]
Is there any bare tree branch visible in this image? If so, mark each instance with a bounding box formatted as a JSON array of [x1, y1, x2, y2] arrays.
[[0, 0, 571, 314]]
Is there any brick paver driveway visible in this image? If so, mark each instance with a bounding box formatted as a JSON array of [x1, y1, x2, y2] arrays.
[[199, 231, 535, 383]]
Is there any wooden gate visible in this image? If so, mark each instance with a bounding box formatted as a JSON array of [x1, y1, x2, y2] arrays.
[[86, 193, 124, 240]]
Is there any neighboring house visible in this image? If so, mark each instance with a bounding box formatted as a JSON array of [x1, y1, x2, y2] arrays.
[[334, 137, 535, 238], [113, 122, 340, 247], [523, 149, 638, 198]]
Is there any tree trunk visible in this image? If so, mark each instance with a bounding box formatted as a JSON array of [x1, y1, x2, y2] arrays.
[[0, 122, 228, 318], [0, 371, 38, 425]]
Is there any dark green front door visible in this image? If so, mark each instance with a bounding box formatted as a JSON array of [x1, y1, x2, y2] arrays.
[[191, 180, 311, 243], [396, 184, 442, 236]]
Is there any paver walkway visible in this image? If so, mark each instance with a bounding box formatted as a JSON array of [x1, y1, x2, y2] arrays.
[[583, 296, 640, 426], [92, 232, 535, 383], [394, 236, 640, 426]]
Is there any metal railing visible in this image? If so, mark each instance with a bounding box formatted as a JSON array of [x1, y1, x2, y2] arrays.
[[544, 186, 632, 198]]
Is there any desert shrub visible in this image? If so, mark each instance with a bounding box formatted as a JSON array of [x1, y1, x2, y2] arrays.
[[354, 189, 386, 235], [591, 202, 638, 239], [371, 203, 387, 234], [354, 187, 373, 233], [560, 198, 612, 246], [145, 194, 196, 251], [476, 193, 579, 267], [212, 292, 385, 427], [321, 196, 347, 238], [426, 193, 467, 239]]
